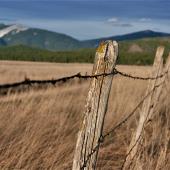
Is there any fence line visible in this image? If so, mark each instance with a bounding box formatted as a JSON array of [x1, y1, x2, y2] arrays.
[[0, 68, 167, 88], [121, 93, 165, 170], [123, 50, 170, 170], [72, 42, 170, 170], [79, 81, 165, 170], [0, 68, 168, 96], [122, 46, 164, 170]]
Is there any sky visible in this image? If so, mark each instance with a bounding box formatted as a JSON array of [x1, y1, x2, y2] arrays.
[[0, 0, 170, 40]]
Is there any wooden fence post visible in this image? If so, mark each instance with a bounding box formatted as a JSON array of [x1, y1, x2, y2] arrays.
[[155, 53, 170, 170], [72, 40, 118, 170], [123, 46, 164, 170]]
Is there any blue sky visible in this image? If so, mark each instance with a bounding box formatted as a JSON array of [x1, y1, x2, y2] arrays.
[[0, 0, 170, 40]]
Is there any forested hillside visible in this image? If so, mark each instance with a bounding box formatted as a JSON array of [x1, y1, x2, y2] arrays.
[[0, 37, 170, 65]]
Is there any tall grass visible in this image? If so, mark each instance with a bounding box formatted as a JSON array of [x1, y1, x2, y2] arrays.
[[0, 61, 169, 169]]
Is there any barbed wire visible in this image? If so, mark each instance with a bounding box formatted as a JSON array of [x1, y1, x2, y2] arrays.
[[115, 69, 168, 80], [79, 82, 164, 169], [0, 68, 168, 94]]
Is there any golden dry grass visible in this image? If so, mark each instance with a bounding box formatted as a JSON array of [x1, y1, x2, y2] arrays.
[[0, 61, 169, 170]]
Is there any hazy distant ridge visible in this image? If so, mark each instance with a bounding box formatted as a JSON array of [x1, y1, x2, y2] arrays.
[[0, 23, 170, 51], [82, 30, 170, 48]]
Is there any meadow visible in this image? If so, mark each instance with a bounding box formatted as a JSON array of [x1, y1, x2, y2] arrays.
[[0, 61, 169, 170]]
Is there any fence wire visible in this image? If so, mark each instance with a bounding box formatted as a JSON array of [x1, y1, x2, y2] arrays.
[[0, 68, 168, 92]]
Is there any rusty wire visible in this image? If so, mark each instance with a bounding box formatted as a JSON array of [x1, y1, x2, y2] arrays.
[[0, 68, 168, 93]]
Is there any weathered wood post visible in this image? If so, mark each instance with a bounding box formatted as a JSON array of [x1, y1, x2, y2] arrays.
[[123, 46, 164, 170], [155, 53, 170, 170], [72, 40, 118, 170]]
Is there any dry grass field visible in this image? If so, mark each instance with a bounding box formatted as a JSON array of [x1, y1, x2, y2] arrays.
[[0, 61, 169, 170]]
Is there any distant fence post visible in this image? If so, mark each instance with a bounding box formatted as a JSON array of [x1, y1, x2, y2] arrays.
[[123, 46, 164, 170], [72, 41, 118, 170], [155, 53, 170, 170]]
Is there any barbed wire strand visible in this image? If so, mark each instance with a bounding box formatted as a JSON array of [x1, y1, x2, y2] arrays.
[[0, 68, 168, 92], [115, 69, 168, 80]]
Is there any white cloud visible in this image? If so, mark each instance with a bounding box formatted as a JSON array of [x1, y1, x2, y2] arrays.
[[107, 17, 118, 23], [107, 17, 133, 27], [139, 18, 152, 22]]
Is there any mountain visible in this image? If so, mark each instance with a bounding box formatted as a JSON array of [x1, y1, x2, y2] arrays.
[[82, 30, 170, 48], [0, 24, 81, 50], [0, 38, 6, 46], [0, 23, 170, 51]]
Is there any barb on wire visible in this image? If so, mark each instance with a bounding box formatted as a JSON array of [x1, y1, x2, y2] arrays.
[[80, 82, 164, 169]]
